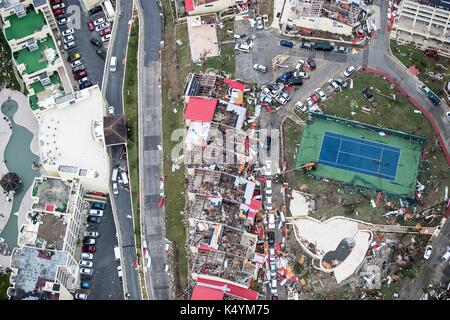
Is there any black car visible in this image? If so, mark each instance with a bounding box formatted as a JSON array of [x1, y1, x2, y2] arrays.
[[307, 58, 316, 69], [72, 64, 86, 73], [361, 87, 374, 102], [287, 77, 303, 86], [87, 216, 101, 224], [268, 231, 275, 247], [96, 48, 107, 60], [80, 80, 93, 90], [88, 6, 103, 15], [90, 38, 102, 47]]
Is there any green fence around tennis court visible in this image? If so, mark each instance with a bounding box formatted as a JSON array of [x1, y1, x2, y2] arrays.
[[295, 114, 424, 196]]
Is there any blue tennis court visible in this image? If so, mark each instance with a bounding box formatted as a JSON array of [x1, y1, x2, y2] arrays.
[[318, 131, 401, 181]]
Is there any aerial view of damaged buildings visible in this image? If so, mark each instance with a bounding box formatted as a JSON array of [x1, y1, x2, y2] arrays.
[[0, 0, 449, 301]]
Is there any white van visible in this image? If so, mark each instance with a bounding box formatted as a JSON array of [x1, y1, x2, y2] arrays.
[[120, 171, 129, 187], [111, 167, 119, 182], [109, 56, 117, 72], [114, 246, 121, 261]]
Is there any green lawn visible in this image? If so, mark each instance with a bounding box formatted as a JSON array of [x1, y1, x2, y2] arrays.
[[390, 40, 450, 104], [0, 31, 21, 91], [5, 10, 46, 41]]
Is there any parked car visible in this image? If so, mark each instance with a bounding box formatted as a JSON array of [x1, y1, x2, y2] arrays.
[[53, 9, 65, 16], [305, 97, 314, 108], [96, 48, 107, 59], [446, 111, 450, 122], [52, 3, 65, 10], [75, 293, 88, 300], [90, 38, 102, 47], [63, 34, 75, 43], [361, 87, 374, 101], [57, 17, 68, 26], [277, 71, 294, 84], [255, 16, 264, 30], [80, 281, 90, 289], [306, 58, 316, 69], [89, 6, 103, 16], [334, 46, 348, 54], [72, 64, 86, 73], [315, 88, 327, 101], [235, 43, 250, 53], [99, 27, 112, 36], [81, 252, 93, 260], [83, 238, 96, 245], [101, 34, 111, 42], [112, 182, 119, 195], [299, 41, 312, 49], [63, 41, 76, 50], [270, 279, 277, 294], [268, 213, 275, 229], [108, 106, 115, 116], [80, 267, 93, 275], [80, 80, 93, 90], [62, 28, 74, 37], [82, 245, 96, 253], [74, 71, 87, 80], [83, 231, 99, 238], [270, 262, 276, 278], [67, 52, 81, 63], [334, 77, 347, 88], [294, 59, 305, 70], [91, 202, 106, 210], [87, 20, 95, 31], [424, 245, 433, 260], [117, 265, 123, 279], [276, 91, 291, 105], [95, 22, 110, 32], [51, 0, 62, 5], [89, 209, 103, 217], [268, 231, 275, 246], [441, 246, 450, 262], [253, 63, 267, 72], [329, 80, 340, 91], [94, 17, 106, 26], [293, 71, 308, 78], [79, 260, 93, 268], [310, 94, 319, 104], [279, 40, 294, 48], [87, 216, 102, 224], [295, 100, 307, 112], [344, 65, 356, 77]]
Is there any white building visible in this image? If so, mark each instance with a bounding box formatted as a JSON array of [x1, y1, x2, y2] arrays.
[[391, 0, 450, 57]]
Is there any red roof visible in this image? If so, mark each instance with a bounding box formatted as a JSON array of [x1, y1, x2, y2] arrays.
[[191, 276, 258, 300], [184, 97, 217, 122], [249, 199, 262, 212], [185, 0, 194, 12], [224, 78, 245, 92]]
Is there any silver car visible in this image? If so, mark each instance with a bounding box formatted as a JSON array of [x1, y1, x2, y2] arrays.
[[80, 267, 93, 275]]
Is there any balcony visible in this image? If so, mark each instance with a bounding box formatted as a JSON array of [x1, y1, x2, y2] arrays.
[[4, 10, 46, 41]]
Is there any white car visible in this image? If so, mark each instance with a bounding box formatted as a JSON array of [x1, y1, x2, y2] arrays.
[[71, 60, 82, 68], [270, 262, 276, 278], [108, 106, 115, 116], [255, 16, 264, 30], [101, 34, 111, 42], [266, 179, 272, 196], [89, 209, 103, 217], [95, 22, 110, 32], [270, 279, 277, 294], [235, 43, 250, 53], [83, 231, 99, 238], [75, 293, 88, 300], [268, 213, 275, 229], [77, 77, 89, 85], [81, 252, 93, 260], [266, 196, 272, 210], [306, 97, 314, 108], [315, 88, 327, 101], [294, 71, 309, 79], [52, 3, 66, 10], [269, 247, 275, 262], [112, 182, 119, 195], [63, 41, 76, 50], [117, 265, 123, 278], [295, 100, 307, 112], [344, 65, 356, 77], [57, 17, 69, 26], [294, 60, 305, 70], [63, 35, 75, 44], [424, 245, 433, 260], [79, 260, 93, 268], [80, 267, 93, 275], [445, 111, 450, 122], [442, 246, 450, 262], [276, 91, 291, 105], [93, 17, 105, 26], [83, 238, 96, 245], [253, 63, 267, 72], [264, 160, 272, 176], [62, 28, 74, 37]]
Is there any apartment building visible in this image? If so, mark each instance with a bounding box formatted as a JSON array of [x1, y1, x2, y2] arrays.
[[8, 176, 86, 299], [184, 0, 247, 16], [391, 0, 450, 57], [0, 0, 74, 111], [279, 0, 366, 37]]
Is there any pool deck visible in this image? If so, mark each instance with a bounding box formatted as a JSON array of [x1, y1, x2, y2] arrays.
[[0, 89, 41, 253]]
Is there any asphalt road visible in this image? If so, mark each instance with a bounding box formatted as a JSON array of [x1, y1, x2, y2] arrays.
[[63, 0, 107, 88], [137, 0, 171, 300], [99, 0, 142, 300], [84, 199, 124, 300]]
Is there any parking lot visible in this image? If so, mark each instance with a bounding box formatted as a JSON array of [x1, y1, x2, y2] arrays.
[[54, 0, 111, 90], [79, 198, 124, 300]]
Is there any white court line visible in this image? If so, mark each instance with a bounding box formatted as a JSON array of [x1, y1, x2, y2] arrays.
[[320, 159, 396, 180]]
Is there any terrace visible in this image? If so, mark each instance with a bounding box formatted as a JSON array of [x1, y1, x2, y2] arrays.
[[31, 177, 71, 213], [28, 72, 64, 110], [14, 36, 58, 76], [4, 9, 46, 41]]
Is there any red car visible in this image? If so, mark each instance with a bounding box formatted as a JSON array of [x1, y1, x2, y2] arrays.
[[99, 27, 111, 36], [54, 9, 65, 16], [87, 20, 95, 31], [51, 0, 62, 5], [82, 245, 96, 253], [74, 71, 88, 80], [310, 94, 319, 103]]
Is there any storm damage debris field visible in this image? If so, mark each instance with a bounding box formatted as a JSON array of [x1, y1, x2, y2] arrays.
[[295, 115, 423, 196]]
